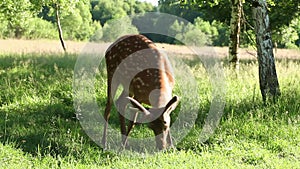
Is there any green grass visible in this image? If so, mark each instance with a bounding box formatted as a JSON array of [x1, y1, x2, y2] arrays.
[[0, 53, 299, 168]]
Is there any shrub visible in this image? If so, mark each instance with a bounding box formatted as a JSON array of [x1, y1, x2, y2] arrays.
[[170, 20, 210, 46], [90, 21, 103, 42], [0, 19, 12, 39], [211, 20, 230, 46], [60, 1, 96, 41], [24, 18, 57, 39], [194, 17, 218, 45], [183, 27, 207, 46], [102, 17, 139, 42], [272, 18, 300, 49], [240, 29, 256, 48]]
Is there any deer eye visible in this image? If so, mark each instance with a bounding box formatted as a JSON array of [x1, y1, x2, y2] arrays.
[[163, 121, 167, 124]]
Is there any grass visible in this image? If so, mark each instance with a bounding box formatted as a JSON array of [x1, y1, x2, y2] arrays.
[[0, 52, 299, 168]]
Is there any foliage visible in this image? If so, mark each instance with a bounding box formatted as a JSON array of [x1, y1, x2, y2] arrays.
[[0, 0, 35, 38], [170, 21, 207, 46], [267, 0, 299, 30], [24, 17, 57, 39], [91, 0, 127, 25], [134, 0, 155, 13], [101, 17, 139, 42], [89, 21, 103, 42], [169, 17, 219, 46], [240, 29, 256, 48], [158, 0, 203, 22], [60, 1, 96, 41], [293, 18, 300, 47], [159, 0, 300, 48], [0, 53, 299, 167], [159, 0, 231, 23], [273, 17, 300, 49], [211, 20, 230, 46], [91, 0, 155, 25], [0, 18, 11, 38], [0, 0, 155, 41], [0, 0, 299, 47], [194, 17, 218, 45], [183, 26, 208, 46]]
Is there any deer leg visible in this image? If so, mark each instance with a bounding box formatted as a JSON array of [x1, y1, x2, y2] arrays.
[[115, 91, 130, 147], [102, 94, 112, 149], [102, 78, 115, 149], [167, 130, 173, 148], [122, 111, 138, 148], [118, 112, 127, 147]]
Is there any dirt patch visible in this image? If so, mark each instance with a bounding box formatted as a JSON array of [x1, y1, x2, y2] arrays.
[[0, 39, 299, 60]]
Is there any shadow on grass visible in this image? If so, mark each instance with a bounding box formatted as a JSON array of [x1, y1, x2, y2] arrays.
[[1, 97, 101, 156], [0, 53, 109, 158]]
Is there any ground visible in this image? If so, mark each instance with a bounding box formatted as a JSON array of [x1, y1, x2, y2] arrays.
[[0, 39, 299, 168], [1, 39, 299, 59]]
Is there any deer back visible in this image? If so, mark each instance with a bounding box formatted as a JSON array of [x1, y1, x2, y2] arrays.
[[105, 34, 175, 108]]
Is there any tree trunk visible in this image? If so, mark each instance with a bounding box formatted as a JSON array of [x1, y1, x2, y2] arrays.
[[229, 0, 242, 69], [55, 4, 67, 52], [252, 0, 280, 102]]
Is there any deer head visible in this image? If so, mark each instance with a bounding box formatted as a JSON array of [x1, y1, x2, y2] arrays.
[[127, 95, 179, 149]]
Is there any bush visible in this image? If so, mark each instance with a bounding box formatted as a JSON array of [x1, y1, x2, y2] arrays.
[[0, 19, 13, 39], [24, 18, 57, 39], [272, 18, 300, 49], [194, 17, 218, 45], [240, 29, 256, 48], [102, 17, 139, 42], [90, 21, 103, 42], [183, 27, 207, 46], [60, 1, 96, 41], [170, 20, 210, 46], [211, 20, 230, 46]]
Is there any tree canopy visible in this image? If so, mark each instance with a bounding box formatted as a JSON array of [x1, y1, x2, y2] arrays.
[[159, 0, 300, 48], [0, 0, 299, 48]]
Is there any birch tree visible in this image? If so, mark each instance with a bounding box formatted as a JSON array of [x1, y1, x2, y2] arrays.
[[31, 0, 80, 53], [228, 0, 243, 69], [251, 0, 280, 102], [54, 3, 66, 52]]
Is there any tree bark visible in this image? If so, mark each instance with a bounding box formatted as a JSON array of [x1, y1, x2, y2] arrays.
[[229, 0, 243, 69], [55, 4, 67, 52], [252, 0, 280, 102]]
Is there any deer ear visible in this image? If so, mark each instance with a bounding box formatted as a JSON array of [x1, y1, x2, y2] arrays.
[[126, 97, 151, 116], [163, 96, 180, 115]]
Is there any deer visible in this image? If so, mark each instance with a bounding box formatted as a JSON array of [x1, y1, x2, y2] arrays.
[[102, 34, 179, 150]]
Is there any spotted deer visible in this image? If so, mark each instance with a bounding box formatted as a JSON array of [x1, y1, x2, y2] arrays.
[[102, 34, 179, 150]]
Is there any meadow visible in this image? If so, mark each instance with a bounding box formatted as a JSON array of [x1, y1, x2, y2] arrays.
[[0, 41, 300, 168]]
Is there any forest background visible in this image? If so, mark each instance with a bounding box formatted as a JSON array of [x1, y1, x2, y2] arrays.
[[0, 0, 299, 49]]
